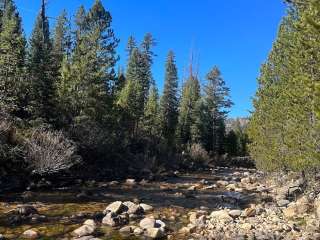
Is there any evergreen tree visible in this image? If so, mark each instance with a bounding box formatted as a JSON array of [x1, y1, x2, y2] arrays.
[[58, 0, 119, 124], [160, 51, 179, 146], [0, 0, 27, 117], [140, 33, 156, 103], [52, 10, 71, 66], [203, 66, 232, 154], [28, 2, 56, 123], [126, 35, 136, 57], [248, 1, 320, 171], [176, 69, 200, 146], [143, 84, 160, 137], [117, 48, 145, 135]]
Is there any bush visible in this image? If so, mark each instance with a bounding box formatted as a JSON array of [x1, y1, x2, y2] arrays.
[[25, 128, 81, 175], [186, 143, 210, 165]]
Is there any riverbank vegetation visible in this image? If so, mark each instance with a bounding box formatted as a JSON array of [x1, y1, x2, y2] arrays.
[[248, 0, 320, 172], [0, 0, 248, 188]]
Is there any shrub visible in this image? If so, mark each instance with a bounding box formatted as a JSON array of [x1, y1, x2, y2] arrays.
[[187, 143, 210, 164], [25, 128, 81, 175]]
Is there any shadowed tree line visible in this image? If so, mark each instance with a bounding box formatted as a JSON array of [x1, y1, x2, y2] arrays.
[[0, 0, 248, 186]]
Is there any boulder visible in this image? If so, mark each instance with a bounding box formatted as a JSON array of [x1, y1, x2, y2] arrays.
[[83, 219, 96, 229], [277, 199, 290, 207], [133, 227, 144, 235], [102, 212, 119, 227], [16, 205, 38, 216], [72, 224, 95, 238], [145, 227, 165, 239], [155, 219, 166, 229], [139, 203, 154, 212], [140, 217, 156, 229], [125, 179, 136, 185], [210, 210, 233, 222], [229, 209, 242, 218], [22, 229, 39, 239], [103, 201, 127, 215], [119, 226, 133, 234], [123, 201, 144, 215]]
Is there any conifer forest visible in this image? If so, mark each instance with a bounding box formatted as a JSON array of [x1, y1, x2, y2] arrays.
[[0, 1, 320, 240]]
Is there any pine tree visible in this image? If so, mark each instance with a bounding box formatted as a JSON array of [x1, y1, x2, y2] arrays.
[[160, 51, 179, 146], [140, 33, 156, 103], [0, 0, 27, 117], [126, 36, 136, 57], [176, 69, 200, 146], [143, 84, 160, 137], [28, 1, 56, 123], [203, 66, 232, 154], [58, 0, 119, 124], [52, 10, 71, 66], [117, 48, 145, 135], [248, 1, 320, 171]]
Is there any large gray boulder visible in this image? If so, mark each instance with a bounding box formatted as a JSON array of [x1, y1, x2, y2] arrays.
[[140, 217, 156, 229], [103, 201, 128, 215]]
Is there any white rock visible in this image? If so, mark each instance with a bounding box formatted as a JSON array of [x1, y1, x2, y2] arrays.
[[210, 210, 233, 222], [229, 209, 242, 218], [139, 203, 154, 212], [145, 227, 165, 239], [83, 219, 96, 229], [22, 229, 39, 239], [104, 201, 127, 214], [140, 217, 156, 229], [72, 225, 95, 237]]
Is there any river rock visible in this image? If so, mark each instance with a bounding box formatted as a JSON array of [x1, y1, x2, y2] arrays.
[[16, 205, 38, 216], [210, 210, 233, 222], [119, 226, 133, 234], [22, 229, 39, 239], [229, 209, 242, 218], [103, 201, 127, 214], [277, 199, 290, 207], [244, 207, 256, 217], [139, 203, 154, 212], [83, 219, 96, 229], [145, 227, 165, 239], [134, 227, 144, 235], [0, 234, 4, 240], [123, 201, 144, 215], [155, 219, 166, 229], [102, 212, 119, 227], [140, 217, 156, 229], [72, 224, 95, 238], [125, 179, 136, 185]]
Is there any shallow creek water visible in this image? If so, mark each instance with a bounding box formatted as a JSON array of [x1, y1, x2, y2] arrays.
[[0, 169, 256, 239]]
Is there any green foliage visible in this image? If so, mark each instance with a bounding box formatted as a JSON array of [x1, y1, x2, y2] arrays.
[[192, 67, 232, 155], [57, 0, 119, 124], [143, 85, 160, 137], [176, 71, 200, 146], [160, 51, 179, 146], [0, 0, 27, 117], [248, 1, 320, 171]]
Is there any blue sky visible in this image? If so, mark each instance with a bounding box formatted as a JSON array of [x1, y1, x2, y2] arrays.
[[15, 0, 286, 117]]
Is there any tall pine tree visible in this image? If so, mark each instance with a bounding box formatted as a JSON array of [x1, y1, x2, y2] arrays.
[[0, 0, 27, 117], [28, 1, 56, 123], [160, 51, 179, 146]]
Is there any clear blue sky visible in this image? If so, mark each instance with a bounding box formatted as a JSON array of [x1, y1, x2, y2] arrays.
[[15, 0, 286, 118]]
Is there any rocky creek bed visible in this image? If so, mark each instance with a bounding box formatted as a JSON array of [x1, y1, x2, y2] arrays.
[[1, 167, 320, 240]]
